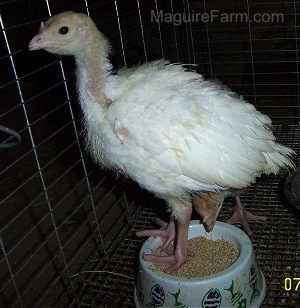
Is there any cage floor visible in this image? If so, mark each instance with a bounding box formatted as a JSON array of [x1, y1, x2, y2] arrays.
[[72, 125, 300, 307]]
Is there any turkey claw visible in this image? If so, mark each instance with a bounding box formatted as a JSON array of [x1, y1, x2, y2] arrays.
[[227, 197, 267, 235], [136, 218, 194, 256], [143, 253, 188, 274], [136, 219, 175, 250]]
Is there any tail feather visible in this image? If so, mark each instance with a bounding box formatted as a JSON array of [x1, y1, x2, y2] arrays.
[[264, 143, 295, 174]]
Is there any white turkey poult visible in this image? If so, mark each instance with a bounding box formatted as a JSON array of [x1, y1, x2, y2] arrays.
[[29, 12, 295, 273]]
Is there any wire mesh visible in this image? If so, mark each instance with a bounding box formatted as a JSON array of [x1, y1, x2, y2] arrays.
[[189, 0, 300, 122], [0, 0, 299, 307]]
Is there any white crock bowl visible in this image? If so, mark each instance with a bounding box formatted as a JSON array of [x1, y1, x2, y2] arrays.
[[134, 221, 266, 308]]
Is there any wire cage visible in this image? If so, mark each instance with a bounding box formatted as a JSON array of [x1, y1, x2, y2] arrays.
[[0, 0, 299, 307]]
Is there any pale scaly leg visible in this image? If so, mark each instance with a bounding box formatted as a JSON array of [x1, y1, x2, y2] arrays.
[[227, 196, 267, 235], [136, 218, 176, 251], [136, 203, 192, 274]]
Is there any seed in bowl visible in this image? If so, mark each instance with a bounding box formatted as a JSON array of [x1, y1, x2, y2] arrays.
[[151, 236, 239, 278]]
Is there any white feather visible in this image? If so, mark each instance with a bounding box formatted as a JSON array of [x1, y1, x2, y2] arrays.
[[76, 60, 295, 199]]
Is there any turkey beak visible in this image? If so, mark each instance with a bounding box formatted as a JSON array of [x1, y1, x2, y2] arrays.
[[29, 32, 58, 51], [29, 33, 45, 50], [29, 21, 59, 51]]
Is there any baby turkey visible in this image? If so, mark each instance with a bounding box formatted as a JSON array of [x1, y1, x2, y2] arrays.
[[29, 11, 295, 273]]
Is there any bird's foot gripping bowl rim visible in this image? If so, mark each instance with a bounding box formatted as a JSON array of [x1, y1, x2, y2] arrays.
[[134, 221, 266, 308]]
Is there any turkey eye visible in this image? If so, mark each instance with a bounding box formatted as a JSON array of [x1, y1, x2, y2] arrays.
[[58, 26, 69, 35]]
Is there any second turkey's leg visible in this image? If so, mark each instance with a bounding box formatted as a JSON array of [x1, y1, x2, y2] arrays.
[[227, 196, 267, 235]]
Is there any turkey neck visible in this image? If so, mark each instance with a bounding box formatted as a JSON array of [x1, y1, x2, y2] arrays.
[[75, 39, 112, 109]]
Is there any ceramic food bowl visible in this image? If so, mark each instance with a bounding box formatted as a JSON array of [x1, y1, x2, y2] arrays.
[[134, 221, 266, 308]]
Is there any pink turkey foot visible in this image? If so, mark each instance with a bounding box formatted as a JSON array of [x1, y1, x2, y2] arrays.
[[227, 197, 267, 235], [136, 207, 192, 273], [136, 218, 176, 251]]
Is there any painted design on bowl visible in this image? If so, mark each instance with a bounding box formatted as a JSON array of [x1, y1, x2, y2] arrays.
[[249, 265, 260, 303], [224, 280, 247, 307], [146, 284, 165, 307], [202, 288, 222, 308], [169, 289, 188, 307]]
